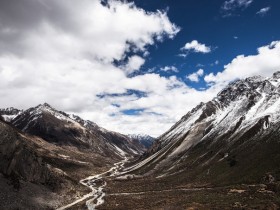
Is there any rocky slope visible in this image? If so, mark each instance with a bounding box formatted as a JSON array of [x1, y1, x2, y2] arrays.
[[124, 71, 280, 186], [0, 103, 145, 209], [0, 120, 51, 184], [0, 117, 127, 209]]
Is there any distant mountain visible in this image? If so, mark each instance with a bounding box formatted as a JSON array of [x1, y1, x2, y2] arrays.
[[128, 134, 155, 149], [9, 103, 144, 158], [125, 71, 280, 186], [0, 107, 23, 122]]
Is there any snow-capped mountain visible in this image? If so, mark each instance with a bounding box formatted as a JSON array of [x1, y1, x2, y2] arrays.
[[11, 103, 145, 158], [0, 107, 23, 122], [128, 134, 155, 149], [124, 71, 280, 185]]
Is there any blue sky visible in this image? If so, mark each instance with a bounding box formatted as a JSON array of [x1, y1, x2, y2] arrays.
[[128, 0, 280, 89], [0, 0, 280, 136]]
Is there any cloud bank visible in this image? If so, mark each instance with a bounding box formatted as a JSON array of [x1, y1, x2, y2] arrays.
[[205, 41, 280, 85], [0, 0, 184, 136]]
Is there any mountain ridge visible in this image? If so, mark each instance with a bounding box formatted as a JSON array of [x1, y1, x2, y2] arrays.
[[98, 71, 280, 210], [128, 134, 155, 149], [122, 71, 280, 185], [5, 103, 145, 158]]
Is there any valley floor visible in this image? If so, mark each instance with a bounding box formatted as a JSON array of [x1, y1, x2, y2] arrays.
[[101, 178, 280, 210], [1, 157, 279, 210]]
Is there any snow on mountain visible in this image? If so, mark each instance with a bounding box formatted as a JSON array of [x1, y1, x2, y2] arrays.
[[10, 103, 145, 158], [128, 134, 155, 149], [124, 71, 280, 184], [156, 71, 280, 149], [0, 107, 23, 122]]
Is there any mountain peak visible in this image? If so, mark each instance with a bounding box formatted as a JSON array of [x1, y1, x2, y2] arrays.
[[128, 134, 155, 149], [245, 75, 264, 83], [128, 71, 280, 188], [43, 102, 52, 107], [272, 71, 280, 79], [36, 103, 54, 110], [215, 72, 280, 106]]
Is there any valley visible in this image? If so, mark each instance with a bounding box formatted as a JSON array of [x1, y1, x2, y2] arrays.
[[1, 0, 280, 209], [1, 72, 280, 209]]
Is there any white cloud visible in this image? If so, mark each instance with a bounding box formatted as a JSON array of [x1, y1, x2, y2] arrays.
[[90, 80, 220, 137], [108, 41, 280, 136], [123, 55, 145, 75], [178, 53, 188, 58], [160, 66, 178, 73], [187, 69, 204, 82], [196, 63, 204, 67], [210, 60, 219, 66], [256, 7, 271, 16], [1, 1, 278, 138], [204, 41, 280, 85], [234, 36, 238, 39], [0, 0, 183, 137], [222, 0, 253, 11], [181, 40, 211, 54]]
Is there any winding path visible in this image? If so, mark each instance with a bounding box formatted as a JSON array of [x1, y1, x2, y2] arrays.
[[56, 157, 128, 210]]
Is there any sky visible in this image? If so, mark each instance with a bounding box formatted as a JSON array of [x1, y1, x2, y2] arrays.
[[0, 0, 280, 137]]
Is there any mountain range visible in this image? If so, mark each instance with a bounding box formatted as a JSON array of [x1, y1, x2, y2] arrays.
[[128, 134, 155, 149], [0, 103, 146, 209], [1, 71, 280, 209]]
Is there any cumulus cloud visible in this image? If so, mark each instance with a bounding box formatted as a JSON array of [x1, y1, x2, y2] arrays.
[[256, 7, 271, 16], [116, 40, 280, 136], [160, 66, 178, 73], [1, 0, 278, 137], [204, 41, 280, 85], [0, 0, 184, 136], [123, 56, 145, 75], [187, 69, 204, 82], [181, 40, 211, 54]]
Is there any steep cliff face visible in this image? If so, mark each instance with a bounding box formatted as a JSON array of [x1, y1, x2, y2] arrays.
[[0, 120, 51, 183], [124, 71, 280, 185]]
